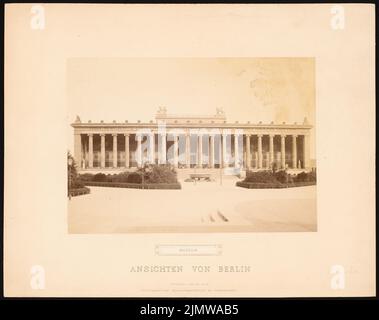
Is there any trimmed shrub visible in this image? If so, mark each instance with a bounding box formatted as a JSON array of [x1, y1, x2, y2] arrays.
[[126, 172, 143, 184], [240, 169, 316, 189], [111, 172, 130, 183], [309, 170, 317, 182], [145, 165, 178, 184], [78, 173, 95, 181], [106, 174, 115, 182], [274, 170, 289, 184], [71, 180, 85, 189], [69, 186, 91, 197], [295, 171, 306, 182], [93, 173, 107, 182], [244, 170, 278, 183], [294, 171, 316, 183]]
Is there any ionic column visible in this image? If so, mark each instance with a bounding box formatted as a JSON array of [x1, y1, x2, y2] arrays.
[[100, 134, 105, 168], [185, 133, 191, 168], [112, 134, 118, 168], [160, 133, 167, 164], [209, 134, 215, 168], [88, 134, 93, 168], [149, 132, 155, 164], [257, 134, 263, 169], [136, 133, 142, 167], [198, 134, 203, 168], [173, 134, 179, 168], [292, 135, 297, 169], [124, 134, 130, 168], [246, 134, 251, 169], [276, 151, 281, 167], [234, 133, 239, 168], [281, 134, 286, 169], [74, 133, 82, 167], [218, 135, 222, 168], [222, 134, 228, 168], [269, 134, 274, 168], [303, 134, 310, 169]]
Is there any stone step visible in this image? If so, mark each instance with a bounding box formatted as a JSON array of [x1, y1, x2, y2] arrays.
[[176, 168, 242, 179]]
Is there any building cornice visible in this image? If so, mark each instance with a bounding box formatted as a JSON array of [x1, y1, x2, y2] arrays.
[[71, 122, 312, 130]]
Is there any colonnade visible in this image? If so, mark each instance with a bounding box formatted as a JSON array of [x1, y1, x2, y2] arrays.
[[75, 131, 310, 170]]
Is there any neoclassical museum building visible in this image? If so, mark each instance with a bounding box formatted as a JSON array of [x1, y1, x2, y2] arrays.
[[71, 108, 313, 173]]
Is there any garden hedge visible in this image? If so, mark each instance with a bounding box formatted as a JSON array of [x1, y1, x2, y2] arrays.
[[69, 187, 91, 197], [236, 181, 316, 189], [81, 181, 181, 190]]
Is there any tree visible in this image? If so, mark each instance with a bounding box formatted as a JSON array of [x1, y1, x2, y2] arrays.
[[67, 151, 78, 191]]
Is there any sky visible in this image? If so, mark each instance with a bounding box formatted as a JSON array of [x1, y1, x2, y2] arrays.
[[67, 57, 315, 157]]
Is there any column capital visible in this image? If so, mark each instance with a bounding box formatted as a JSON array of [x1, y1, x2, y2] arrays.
[[124, 133, 130, 137], [87, 133, 93, 137], [257, 134, 263, 138], [292, 134, 298, 138], [245, 133, 251, 137], [112, 133, 118, 137], [100, 133, 106, 137], [269, 134, 275, 138], [281, 134, 286, 138]]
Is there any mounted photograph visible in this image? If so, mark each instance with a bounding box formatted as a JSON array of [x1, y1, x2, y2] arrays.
[[5, 4, 375, 298], [67, 57, 317, 233]]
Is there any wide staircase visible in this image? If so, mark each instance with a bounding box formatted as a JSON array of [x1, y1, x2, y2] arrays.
[[176, 168, 242, 181]]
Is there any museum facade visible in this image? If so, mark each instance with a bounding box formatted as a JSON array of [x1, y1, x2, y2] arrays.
[[71, 108, 313, 172]]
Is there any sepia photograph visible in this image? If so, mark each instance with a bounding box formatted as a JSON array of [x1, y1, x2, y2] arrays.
[[67, 58, 317, 233], [4, 4, 375, 298]]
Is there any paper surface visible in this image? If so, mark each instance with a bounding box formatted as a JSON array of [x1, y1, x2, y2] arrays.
[[4, 4, 375, 297]]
